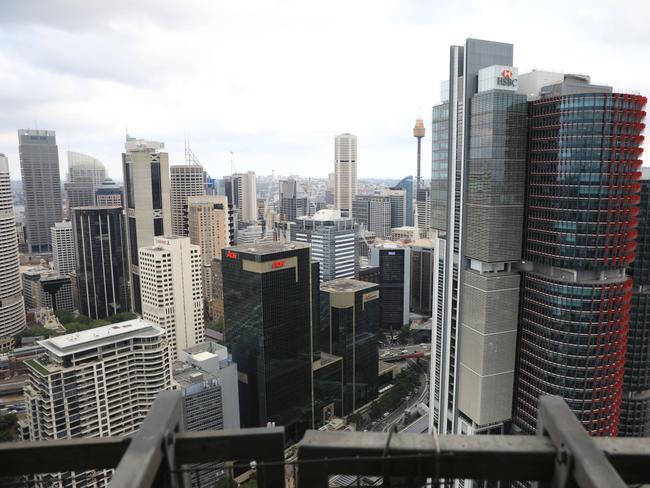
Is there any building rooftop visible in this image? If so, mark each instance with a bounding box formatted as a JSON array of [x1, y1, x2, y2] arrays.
[[227, 240, 310, 256], [321, 278, 378, 293], [40, 319, 164, 357]]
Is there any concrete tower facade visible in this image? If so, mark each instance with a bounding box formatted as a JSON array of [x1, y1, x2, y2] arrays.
[[334, 133, 357, 216], [19, 129, 63, 254], [139, 236, 204, 360], [122, 137, 172, 313], [51, 221, 75, 275], [170, 164, 205, 236]]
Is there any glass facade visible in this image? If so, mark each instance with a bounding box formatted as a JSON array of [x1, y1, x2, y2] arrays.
[[431, 102, 449, 231], [222, 244, 315, 442], [621, 176, 650, 437], [392, 176, 414, 227], [73, 207, 130, 319], [513, 92, 647, 436]]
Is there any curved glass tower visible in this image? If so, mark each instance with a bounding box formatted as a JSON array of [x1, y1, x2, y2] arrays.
[[513, 92, 647, 436]]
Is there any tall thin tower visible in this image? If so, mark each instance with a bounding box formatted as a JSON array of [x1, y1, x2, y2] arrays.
[[413, 118, 425, 189]]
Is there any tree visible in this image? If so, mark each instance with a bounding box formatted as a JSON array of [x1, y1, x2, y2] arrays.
[[397, 325, 411, 344], [89, 319, 111, 328], [54, 309, 74, 324], [108, 312, 137, 323], [215, 478, 238, 488], [348, 411, 364, 427], [206, 317, 225, 332]]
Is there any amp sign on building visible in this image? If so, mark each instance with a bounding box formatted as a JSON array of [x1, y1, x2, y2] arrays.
[[478, 65, 519, 92]]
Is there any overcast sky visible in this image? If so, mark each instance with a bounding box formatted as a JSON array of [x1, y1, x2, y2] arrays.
[[0, 0, 648, 180]]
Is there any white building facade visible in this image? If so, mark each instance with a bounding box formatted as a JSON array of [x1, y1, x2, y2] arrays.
[[170, 164, 205, 236], [334, 133, 357, 216], [51, 221, 75, 275]]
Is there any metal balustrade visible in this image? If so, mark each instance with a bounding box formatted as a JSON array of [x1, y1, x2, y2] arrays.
[[1, 392, 649, 487]]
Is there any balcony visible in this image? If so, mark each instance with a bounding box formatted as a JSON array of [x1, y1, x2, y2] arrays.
[[1, 391, 649, 487]]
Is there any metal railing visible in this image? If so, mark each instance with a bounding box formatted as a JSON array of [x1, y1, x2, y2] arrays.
[[1, 392, 649, 487]]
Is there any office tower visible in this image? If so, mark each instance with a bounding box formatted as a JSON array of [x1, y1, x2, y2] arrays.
[[122, 136, 172, 313], [170, 164, 205, 236], [174, 341, 240, 487], [279, 178, 309, 221], [352, 195, 391, 239], [65, 151, 107, 209], [431, 39, 526, 438], [225, 171, 257, 222], [187, 195, 232, 304], [72, 207, 129, 319], [334, 133, 357, 215], [23, 266, 74, 313], [416, 187, 431, 238], [512, 80, 647, 436], [413, 118, 425, 189], [0, 155, 25, 351], [24, 319, 172, 487], [320, 279, 380, 414], [369, 242, 410, 333], [51, 221, 75, 274], [95, 178, 123, 207], [18, 129, 63, 254], [139, 236, 204, 360], [291, 209, 358, 281], [210, 258, 225, 319], [379, 188, 407, 229], [410, 239, 435, 316], [392, 176, 414, 226], [222, 241, 317, 441], [620, 169, 650, 437]]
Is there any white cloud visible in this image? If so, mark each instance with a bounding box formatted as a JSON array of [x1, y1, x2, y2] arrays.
[[0, 0, 647, 179]]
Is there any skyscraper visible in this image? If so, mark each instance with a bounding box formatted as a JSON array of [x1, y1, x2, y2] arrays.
[[392, 176, 414, 227], [187, 195, 232, 305], [18, 129, 63, 254], [139, 236, 204, 360], [279, 178, 309, 222], [72, 207, 129, 319], [24, 319, 171, 487], [64, 151, 107, 209], [379, 188, 407, 229], [431, 39, 527, 436], [95, 178, 123, 207], [122, 136, 172, 313], [370, 242, 411, 333], [170, 164, 205, 236], [334, 133, 357, 215], [222, 241, 317, 441], [352, 194, 391, 239], [0, 155, 25, 351], [51, 221, 75, 275], [512, 79, 647, 436], [225, 171, 257, 222], [416, 187, 431, 238], [320, 279, 380, 414], [410, 239, 435, 316], [291, 209, 358, 281], [620, 169, 650, 437]]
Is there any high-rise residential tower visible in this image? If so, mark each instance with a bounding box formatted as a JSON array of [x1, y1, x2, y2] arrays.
[[18, 129, 63, 254], [170, 164, 205, 236], [122, 136, 172, 313], [320, 279, 380, 414], [222, 241, 318, 441], [291, 209, 358, 281], [73, 207, 130, 319], [187, 195, 232, 305], [430, 39, 527, 438], [352, 194, 391, 239], [512, 77, 647, 436], [0, 155, 25, 351], [620, 169, 650, 437], [51, 221, 75, 275], [64, 151, 107, 209], [23, 319, 171, 487], [139, 236, 204, 360], [334, 133, 357, 216]]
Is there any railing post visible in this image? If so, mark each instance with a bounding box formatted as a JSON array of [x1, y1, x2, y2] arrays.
[[534, 395, 626, 488], [110, 390, 184, 488]]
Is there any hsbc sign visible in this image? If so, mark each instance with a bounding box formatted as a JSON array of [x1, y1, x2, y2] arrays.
[[497, 69, 517, 87]]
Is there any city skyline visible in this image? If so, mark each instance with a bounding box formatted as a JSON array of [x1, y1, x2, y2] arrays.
[[0, 1, 648, 180]]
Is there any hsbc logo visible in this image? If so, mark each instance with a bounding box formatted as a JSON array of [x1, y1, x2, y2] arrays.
[[497, 68, 517, 88]]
